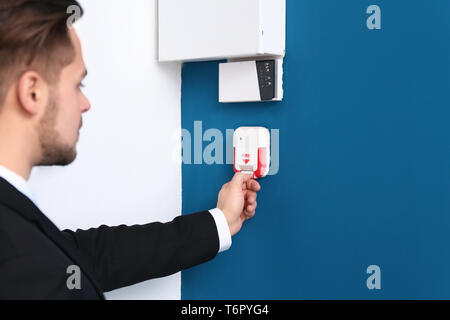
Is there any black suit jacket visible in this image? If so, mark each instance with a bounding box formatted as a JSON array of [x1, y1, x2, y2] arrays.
[[0, 177, 219, 299]]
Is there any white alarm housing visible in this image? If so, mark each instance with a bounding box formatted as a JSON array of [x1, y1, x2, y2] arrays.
[[233, 127, 271, 179], [219, 59, 283, 103]]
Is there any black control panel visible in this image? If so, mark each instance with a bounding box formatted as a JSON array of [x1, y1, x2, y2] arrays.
[[256, 60, 276, 101]]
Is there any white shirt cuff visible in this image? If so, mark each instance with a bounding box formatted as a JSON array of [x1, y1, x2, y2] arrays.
[[209, 208, 232, 253]]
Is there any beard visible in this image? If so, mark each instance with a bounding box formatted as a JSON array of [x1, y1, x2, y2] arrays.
[[36, 91, 77, 166]]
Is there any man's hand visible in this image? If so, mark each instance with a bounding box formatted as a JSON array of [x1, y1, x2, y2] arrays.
[[217, 173, 261, 236]]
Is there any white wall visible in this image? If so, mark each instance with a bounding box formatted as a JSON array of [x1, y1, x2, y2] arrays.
[[28, 0, 182, 300]]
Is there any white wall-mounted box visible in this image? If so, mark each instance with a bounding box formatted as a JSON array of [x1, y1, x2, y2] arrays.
[[158, 0, 286, 62], [219, 59, 283, 103]]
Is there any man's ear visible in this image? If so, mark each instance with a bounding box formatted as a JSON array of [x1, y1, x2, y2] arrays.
[[16, 71, 48, 115]]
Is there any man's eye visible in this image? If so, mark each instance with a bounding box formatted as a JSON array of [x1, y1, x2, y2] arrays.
[[78, 82, 85, 88]]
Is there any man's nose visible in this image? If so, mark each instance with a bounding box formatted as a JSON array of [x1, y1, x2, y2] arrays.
[[81, 93, 91, 113]]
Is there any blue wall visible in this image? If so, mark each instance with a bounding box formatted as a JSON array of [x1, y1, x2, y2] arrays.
[[181, 0, 450, 299]]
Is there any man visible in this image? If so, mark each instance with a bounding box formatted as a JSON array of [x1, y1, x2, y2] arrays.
[[0, 0, 261, 299]]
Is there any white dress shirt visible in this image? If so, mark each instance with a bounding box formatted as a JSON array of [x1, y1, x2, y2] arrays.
[[0, 165, 232, 253]]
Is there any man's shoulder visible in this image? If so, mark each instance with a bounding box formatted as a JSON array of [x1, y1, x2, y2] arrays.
[[0, 203, 63, 258], [0, 204, 103, 300]]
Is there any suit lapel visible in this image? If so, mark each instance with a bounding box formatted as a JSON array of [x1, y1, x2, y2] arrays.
[[0, 177, 105, 299]]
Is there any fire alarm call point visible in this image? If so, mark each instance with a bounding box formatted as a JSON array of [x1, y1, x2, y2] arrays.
[[233, 127, 270, 179]]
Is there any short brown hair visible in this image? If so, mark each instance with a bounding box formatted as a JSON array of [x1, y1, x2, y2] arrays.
[[0, 0, 83, 107]]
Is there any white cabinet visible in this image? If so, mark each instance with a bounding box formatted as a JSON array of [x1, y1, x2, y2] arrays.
[[158, 0, 286, 62]]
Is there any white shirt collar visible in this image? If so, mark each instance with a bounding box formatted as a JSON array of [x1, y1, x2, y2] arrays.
[[0, 165, 36, 203]]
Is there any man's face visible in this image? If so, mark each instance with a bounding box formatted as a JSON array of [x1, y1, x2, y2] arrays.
[[37, 29, 90, 166]]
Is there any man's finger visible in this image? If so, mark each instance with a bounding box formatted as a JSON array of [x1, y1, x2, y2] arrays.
[[242, 208, 256, 220], [245, 202, 257, 214], [245, 191, 257, 204], [247, 179, 261, 192], [232, 172, 253, 186], [241, 210, 255, 222]]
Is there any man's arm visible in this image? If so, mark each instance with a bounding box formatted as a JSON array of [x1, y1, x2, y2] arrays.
[[61, 211, 219, 292], [61, 172, 260, 293]]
